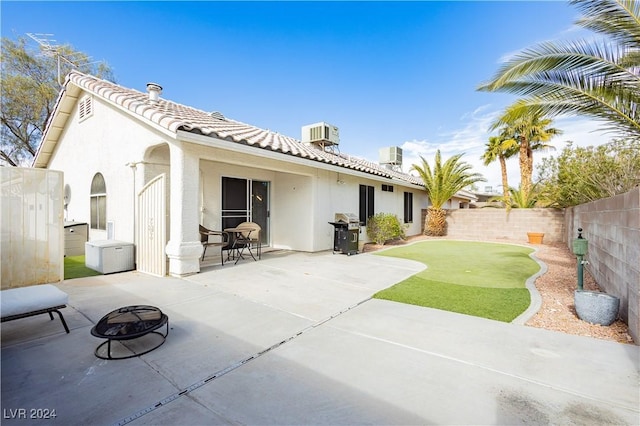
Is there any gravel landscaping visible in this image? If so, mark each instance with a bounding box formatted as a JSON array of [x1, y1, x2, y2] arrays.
[[365, 236, 634, 345], [525, 242, 633, 344]]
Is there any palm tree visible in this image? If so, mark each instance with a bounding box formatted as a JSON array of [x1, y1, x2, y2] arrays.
[[489, 184, 540, 208], [491, 106, 561, 197], [508, 185, 539, 208], [478, 0, 640, 138], [481, 135, 518, 205], [412, 150, 485, 236]]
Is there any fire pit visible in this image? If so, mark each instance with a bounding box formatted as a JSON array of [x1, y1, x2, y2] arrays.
[[91, 305, 169, 360]]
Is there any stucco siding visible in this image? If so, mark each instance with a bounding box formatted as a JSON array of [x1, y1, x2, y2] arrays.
[[313, 170, 426, 247], [274, 173, 314, 251], [47, 94, 167, 243], [199, 153, 425, 253]]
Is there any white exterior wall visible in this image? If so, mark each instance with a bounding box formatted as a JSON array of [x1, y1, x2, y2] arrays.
[[43, 94, 430, 272], [444, 196, 473, 209], [199, 153, 313, 252], [47, 94, 168, 244], [312, 170, 427, 247], [200, 152, 426, 253], [273, 173, 314, 251]]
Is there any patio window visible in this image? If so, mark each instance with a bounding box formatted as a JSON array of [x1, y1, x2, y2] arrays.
[[90, 173, 106, 230], [359, 184, 374, 224], [404, 191, 413, 223]]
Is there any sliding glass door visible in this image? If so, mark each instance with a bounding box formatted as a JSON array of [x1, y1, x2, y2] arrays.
[[221, 177, 269, 245]]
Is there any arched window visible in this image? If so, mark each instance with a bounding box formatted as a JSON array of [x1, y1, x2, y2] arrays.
[[90, 173, 106, 230]]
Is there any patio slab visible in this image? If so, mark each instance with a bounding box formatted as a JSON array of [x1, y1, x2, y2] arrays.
[[190, 250, 424, 321], [1, 320, 181, 425], [2, 250, 638, 425], [187, 320, 638, 425]]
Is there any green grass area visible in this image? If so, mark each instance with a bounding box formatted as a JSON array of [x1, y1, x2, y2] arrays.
[[373, 241, 539, 322], [64, 256, 101, 280]]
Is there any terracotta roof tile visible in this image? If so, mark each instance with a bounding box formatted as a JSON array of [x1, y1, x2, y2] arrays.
[[65, 71, 422, 186]]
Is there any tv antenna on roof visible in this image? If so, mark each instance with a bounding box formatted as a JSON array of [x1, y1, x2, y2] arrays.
[[27, 32, 98, 86]]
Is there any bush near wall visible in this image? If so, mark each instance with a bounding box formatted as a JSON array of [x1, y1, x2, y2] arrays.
[[367, 213, 406, 245]]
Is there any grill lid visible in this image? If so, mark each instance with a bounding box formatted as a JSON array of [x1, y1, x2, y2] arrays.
[[335, 213, 359, 223]]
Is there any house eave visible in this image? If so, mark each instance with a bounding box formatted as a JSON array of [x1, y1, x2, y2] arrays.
[[177, 130, 424, 188], [33, 84, 81, 168]]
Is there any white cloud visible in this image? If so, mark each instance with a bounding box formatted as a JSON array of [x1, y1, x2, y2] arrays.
[[400, 107, 613, 193]]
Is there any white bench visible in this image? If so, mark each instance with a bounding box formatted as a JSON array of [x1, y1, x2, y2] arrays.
[[1, 285, 70, 333]]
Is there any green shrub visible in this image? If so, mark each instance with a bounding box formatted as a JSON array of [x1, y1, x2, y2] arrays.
[[367, 213, 406, 245]]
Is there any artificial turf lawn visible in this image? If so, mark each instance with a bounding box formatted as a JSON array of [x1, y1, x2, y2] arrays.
[[373, 241, 540, 322], [64, 255, 101, 280]]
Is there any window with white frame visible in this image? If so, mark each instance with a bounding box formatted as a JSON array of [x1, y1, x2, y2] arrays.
[[90, 173, 106, 230]]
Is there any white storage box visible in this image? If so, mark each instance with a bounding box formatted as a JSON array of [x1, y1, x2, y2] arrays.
[[85, 240, 134, 274], [64, 222, 88, 257]]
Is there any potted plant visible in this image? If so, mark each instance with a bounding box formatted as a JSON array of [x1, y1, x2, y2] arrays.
[[527, 232, 544, 244]]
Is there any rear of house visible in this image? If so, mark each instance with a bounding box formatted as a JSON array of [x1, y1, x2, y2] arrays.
[[34, 72, 471, 276]]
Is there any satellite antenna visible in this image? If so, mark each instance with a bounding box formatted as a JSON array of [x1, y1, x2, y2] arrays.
[[27, 33, 98, 86]]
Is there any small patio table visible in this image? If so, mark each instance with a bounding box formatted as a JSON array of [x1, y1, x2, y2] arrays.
[[90, 305, 168, 360], [224, 227, 257, 264]]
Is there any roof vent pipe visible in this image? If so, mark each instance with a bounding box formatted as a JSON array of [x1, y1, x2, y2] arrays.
[[146, 83, 162, 102]]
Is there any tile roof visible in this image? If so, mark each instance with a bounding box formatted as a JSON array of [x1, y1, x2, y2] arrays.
[[60, 71, 423, 186]]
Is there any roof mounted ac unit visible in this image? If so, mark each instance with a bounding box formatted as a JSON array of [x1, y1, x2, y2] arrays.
[[379, 146, 403, 166], [301, 122, 339, 150]]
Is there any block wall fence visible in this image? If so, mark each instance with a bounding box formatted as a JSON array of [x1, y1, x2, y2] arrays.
[[565, 188, 639, 344], [422, 208, 566, 243], [421, 188, 639, 344]]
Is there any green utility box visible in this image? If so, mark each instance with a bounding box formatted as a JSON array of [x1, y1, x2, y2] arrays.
[[573, 238, 588, 256]]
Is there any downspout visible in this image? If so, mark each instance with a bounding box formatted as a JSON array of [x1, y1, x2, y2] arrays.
[[126, 162, 139, 263]]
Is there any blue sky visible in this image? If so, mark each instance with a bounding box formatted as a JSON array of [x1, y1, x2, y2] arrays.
[[2, 1, 612, 190]]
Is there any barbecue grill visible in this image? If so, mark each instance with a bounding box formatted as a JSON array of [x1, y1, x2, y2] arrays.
[[328, 213, 361, 255]]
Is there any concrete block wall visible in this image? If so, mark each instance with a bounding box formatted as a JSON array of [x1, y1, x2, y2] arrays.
[[424, 208, 565, 243], [565, 188, 640, 344]]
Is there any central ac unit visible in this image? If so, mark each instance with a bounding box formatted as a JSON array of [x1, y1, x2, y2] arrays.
[[379, 146, 403, 165], [301, 122, 339, 147]]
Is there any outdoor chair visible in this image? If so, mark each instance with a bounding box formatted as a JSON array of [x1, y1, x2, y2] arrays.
[[236, 221, 262, 259], [199, 225, 232, 264]]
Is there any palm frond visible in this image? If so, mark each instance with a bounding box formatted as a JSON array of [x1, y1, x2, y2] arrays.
[[478, 0, 640, 139], [478, 40, 639, 92], [412, 150, 485, 209], [511, 83, 640, 136], [508, 185, 539, 208], [571, 0, 640, 47]]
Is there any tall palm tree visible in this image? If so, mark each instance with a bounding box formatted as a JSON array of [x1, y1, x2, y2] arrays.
[[478, 0, 640, 138], [412, 150, 485, 236], [481, 135, 518, 205], [491, 106, 561, 196]]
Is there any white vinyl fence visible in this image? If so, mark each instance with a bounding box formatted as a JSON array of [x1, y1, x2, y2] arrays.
[[1, 167, 64, 288]]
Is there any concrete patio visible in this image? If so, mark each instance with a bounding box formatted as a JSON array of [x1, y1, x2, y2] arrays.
[[2, 249, 639, 425]]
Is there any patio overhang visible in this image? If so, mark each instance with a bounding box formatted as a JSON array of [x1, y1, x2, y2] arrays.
[[176, 130, 425, 190]]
